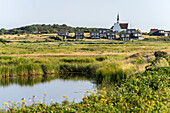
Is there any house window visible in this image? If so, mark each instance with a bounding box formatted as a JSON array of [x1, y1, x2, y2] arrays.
[[159, 31, 164, 33]]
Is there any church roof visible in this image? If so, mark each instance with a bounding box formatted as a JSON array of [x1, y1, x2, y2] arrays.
[[119, 23, 129, 29]]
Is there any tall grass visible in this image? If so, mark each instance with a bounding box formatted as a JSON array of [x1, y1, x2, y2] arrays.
[[96, 62, 128, 83]]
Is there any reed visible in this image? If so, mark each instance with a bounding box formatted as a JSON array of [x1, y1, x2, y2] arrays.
[[96, 62, 128, 83]]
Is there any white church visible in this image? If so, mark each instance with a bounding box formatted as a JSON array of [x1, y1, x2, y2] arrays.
[[111, 14, 130, 32]]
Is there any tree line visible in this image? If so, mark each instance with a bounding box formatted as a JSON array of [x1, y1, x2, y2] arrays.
[[0, 24, 106, 35]]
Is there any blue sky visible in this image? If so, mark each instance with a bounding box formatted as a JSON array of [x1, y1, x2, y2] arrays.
[[0, 0, 169, 32]]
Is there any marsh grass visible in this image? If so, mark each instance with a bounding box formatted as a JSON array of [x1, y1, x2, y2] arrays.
[[0, 53, 150, 84], [96, 62, 128, 83], [60, 57, 96, 63]]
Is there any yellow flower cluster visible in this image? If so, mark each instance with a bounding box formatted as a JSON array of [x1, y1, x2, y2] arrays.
[[2, 102, 8, 106]]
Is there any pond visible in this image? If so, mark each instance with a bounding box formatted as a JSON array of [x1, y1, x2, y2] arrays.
[[0, 75, 96, 108]]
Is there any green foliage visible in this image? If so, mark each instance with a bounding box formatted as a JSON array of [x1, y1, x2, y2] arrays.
[[154, 51, 168, 58]]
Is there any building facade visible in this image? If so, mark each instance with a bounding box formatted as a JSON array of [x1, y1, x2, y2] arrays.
[[58, 31, 69, 39], [111, 14, 130, 32], [90, 32, 100, 39], [75, 31, 84, 39], [119, 29, 144, 41]]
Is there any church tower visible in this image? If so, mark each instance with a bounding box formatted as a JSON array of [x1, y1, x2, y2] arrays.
[[111, 13, 129, 32], [117, 13, 120, 23]]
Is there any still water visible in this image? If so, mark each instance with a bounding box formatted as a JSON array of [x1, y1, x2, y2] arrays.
[[0, 75, 96, 107]]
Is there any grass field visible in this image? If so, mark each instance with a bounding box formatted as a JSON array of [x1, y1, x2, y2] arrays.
[[0, 35, 169, 82], [0, 34, 169, 112]]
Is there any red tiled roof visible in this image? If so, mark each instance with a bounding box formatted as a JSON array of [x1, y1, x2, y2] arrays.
[[150, 29, 158, 32], [119, 23, 129, 29]]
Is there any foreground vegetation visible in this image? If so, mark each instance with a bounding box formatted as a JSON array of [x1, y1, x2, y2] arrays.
[[0, 66, 169, 112]]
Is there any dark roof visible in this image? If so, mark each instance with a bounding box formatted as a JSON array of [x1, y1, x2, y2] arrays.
[[110, 26, 114, 29], [91, 31, 99, 33], [119, 23, 129, 29], [127, 29, 136, 31], [75, 31, 84, 33]]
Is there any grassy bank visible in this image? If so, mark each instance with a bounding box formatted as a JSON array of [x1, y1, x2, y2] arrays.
[[0, 54, 148, 84]]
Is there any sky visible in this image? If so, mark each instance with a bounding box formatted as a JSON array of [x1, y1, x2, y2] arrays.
[[0, 0, 170, 32]]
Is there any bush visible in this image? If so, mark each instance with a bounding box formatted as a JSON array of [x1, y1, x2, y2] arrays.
[[49, 35, 63, 41], [154, 51, 167, 58], [96, 56, 108, 61]]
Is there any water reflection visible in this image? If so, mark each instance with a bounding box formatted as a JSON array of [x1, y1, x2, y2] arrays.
[[0, 74, 96, 108], [0, 73, 95, 87]]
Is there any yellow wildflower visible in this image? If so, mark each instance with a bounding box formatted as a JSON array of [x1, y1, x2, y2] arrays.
[[22, 100, 25, 103], [135, 78, 138, 81], [136, 89, 139, 92], [17, 102, 20, 104], [101, 95, 104, 98], [3, 102, 8, 106], [63, 95, 67, 98], [103, 87, 106, 90], [44, 92, 47, 95], [85, 90, 89, 93]]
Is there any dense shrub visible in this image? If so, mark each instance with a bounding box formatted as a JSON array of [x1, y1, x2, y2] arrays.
[[154, 51, 168, 58]]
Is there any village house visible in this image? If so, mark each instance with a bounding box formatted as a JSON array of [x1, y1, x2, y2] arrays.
[[149, 30, 168, 36], [75, 31, 84, 39], [165, 31, 170, 36], [119, 33, 130, 41], [58, 31, 69, 39], [150, 29, 158, 32], [119, 29, 144, 41], [90, 31, 100, 39], [98, 29, 107, 38], [106, 31, 116, 39], [110, 14, 130, 32]]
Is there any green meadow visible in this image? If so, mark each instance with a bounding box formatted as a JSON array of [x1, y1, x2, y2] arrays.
[[0, 35, 169, 112]]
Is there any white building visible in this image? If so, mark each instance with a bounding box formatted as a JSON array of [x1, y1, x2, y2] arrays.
[[111, 14, 130, 32]]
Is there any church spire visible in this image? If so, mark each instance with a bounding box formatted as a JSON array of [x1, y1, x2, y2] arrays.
[[117, 13, 120, 23]]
